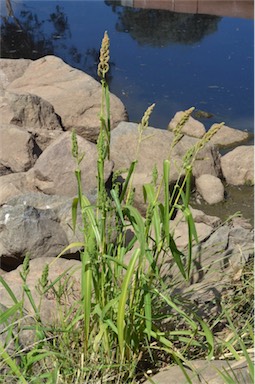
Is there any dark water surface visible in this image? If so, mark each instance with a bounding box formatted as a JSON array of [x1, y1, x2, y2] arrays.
[[1, 0, 254, 133]]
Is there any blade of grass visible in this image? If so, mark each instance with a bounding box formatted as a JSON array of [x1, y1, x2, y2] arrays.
[[144, 285, 152, 342], [119, 161, 137, 203], [0, 341, 27, 383], [81, 195, 101, 246], [117, 248, 140, 358], [110, 189, 125, 226], [168, 235, 187, 280], [163, 160, 170, 245], [81, 249, 92, 356], [72, 197, 79, 233], [124, 205, 146, 256], [196, 316, 214, 360], [0, 276, 19, 305], [0, 302, 21, 324]]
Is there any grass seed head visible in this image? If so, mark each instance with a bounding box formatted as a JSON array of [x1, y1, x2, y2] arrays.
[[71, 129, 78, 160], [172, 107, 195, 147], [20, 253, 30, 281], [97, 31, 110, 79], [139, 103, 155, 134]]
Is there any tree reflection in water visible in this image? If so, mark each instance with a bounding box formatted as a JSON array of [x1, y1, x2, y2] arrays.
[[105, 0, 221, 46], [0, 0, 115, 82]]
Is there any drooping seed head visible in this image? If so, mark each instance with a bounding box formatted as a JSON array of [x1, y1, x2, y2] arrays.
[[172, 107, 195, 147], [173, 107, 195, 136], [139, 103, 155, 134], [183, 122, 224, 169]]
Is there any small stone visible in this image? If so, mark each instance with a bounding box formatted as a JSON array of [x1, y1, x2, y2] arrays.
[[196, 174, 225, 204], [168, 111, 206, 138]]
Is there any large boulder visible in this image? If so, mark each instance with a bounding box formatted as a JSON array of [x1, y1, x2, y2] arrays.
[[30, 131, 113, 197], [5, 192, 88, 249], [110, 122, 221, 212], [221, 145, 254, 185], [0, 58, 31, 90], [0, 203, 69, 269], [7, 56, 127, 142], [190, 219, 254, 286], [166, 216, 254, 320]]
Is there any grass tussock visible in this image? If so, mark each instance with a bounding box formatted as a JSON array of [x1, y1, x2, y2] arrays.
[[0, 32, 253, 384]]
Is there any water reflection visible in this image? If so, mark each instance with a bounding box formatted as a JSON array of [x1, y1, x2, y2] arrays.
[[1, 1, 65, 59], [0, 0, 253, 133], [105, 1, 221, 46], [0, 1, 115, 82], [1, 1, 221, 53], [119, 0, 254, 19]]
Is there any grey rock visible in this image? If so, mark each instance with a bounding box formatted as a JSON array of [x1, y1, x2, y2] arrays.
[[31, 131, 113, 197], [221, 145, 254, 186], [0, 125, 37, 174], [0, 204, 69, 268], [190, 225, 231, 285], [6, 192, 88, 248], [6, 192, 73, 211], [0, 91, 63, 131], [190, 221, 253, 286], [167, 217, 253, 319], [7, 56, 127, 142], [196, 174, 225, 204]]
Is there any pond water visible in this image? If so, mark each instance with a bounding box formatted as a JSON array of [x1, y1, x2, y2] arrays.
[[1, 0, 254, 134]]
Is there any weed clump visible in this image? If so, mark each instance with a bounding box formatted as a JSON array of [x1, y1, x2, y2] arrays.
[[0, 32, 253, 384]]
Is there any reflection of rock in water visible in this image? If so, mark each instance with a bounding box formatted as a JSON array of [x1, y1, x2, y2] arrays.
[[193, 109, 213, 119], [106, 1, 221, 47]]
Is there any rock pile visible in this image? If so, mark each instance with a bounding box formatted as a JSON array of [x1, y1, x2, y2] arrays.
[[0, 56, 253, 381]]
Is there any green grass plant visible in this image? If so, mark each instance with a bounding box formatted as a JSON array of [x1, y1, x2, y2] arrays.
[[0, 32, 253, 383]]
